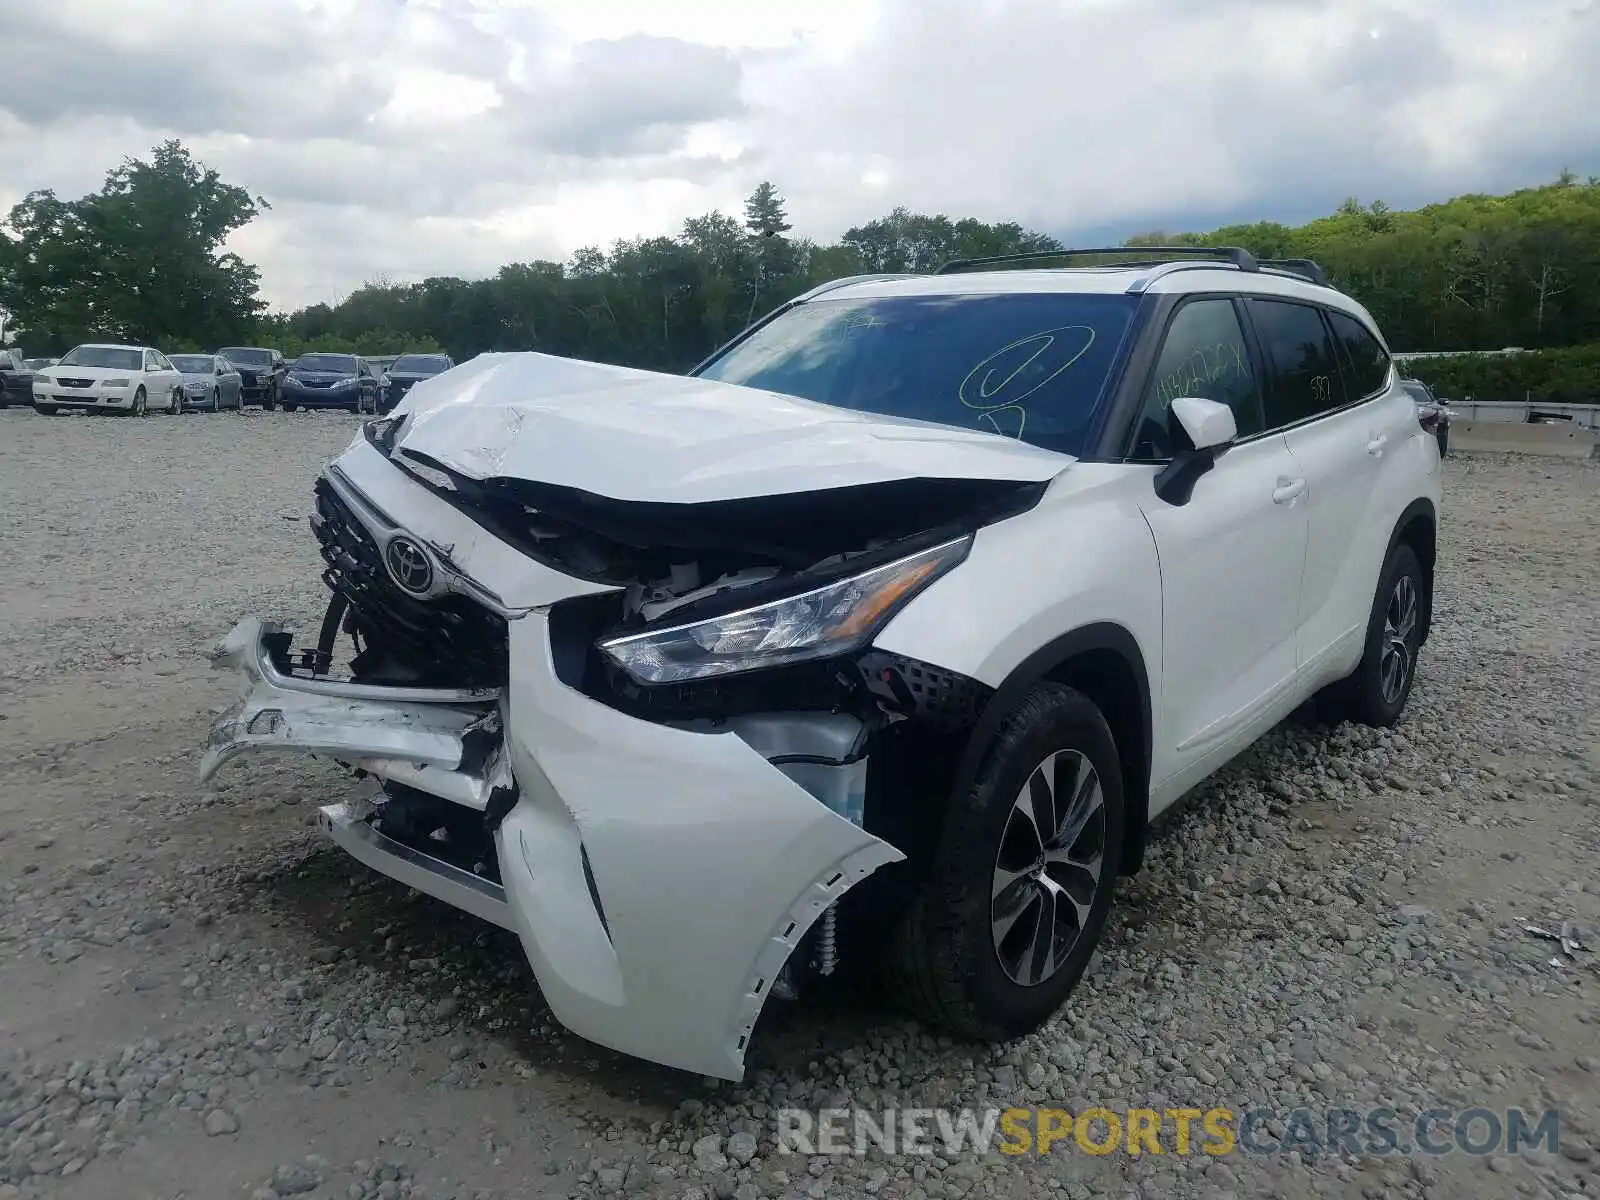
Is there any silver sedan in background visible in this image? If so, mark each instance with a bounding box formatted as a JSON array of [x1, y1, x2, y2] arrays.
[[171, 354, 244, 412]]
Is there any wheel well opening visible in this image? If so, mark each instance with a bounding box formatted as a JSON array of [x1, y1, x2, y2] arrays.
[[1397, 510, 1437, 641], [1045, 649, 1149, 875]]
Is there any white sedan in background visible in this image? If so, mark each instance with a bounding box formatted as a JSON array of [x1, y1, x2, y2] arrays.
[[32, 344, 184, 415]]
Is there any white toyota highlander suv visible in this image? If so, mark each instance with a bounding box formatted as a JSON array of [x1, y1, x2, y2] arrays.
[[201, 247, 1441, 1080]]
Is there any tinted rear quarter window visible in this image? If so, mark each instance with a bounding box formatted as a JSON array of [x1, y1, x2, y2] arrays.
[[1327, 310, 1391, 399], [1248, 299, 1346, 428]]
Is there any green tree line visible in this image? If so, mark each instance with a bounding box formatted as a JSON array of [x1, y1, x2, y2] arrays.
[[3, 142, 1598, 400]]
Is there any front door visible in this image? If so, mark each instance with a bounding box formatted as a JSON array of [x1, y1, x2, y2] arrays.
[[1129, 296, 1311, 793]]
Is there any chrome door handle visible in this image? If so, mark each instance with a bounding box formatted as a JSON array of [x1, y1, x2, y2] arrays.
[[1366, 434, 1388, 457], [1272, 477, 1306, 504]]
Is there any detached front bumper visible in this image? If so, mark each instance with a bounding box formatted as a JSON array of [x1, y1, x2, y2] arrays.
[[202, 616, 903, 1080]]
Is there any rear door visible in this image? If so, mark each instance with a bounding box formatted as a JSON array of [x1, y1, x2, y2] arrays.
[[1247, 299, 1413, 680], [1131, 296, 1311, 789]]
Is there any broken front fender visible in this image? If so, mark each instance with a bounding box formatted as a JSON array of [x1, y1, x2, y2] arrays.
[[201, 616, 904, 1081]]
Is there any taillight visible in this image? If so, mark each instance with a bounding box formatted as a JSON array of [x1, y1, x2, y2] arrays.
[[1417, 407, 1441, 433]]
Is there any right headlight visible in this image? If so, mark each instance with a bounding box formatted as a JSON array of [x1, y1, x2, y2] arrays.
[[597, 535, 971, 685]]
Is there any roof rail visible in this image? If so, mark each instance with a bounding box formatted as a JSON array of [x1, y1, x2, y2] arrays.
[[933, 245, 1260, 275], [1259, 258, 1330, 287], [790, 272, 919, 302]]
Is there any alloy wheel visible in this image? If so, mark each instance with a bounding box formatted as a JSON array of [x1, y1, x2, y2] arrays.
[[990, 749, 1106, 986], [1380, 575, 1419, 704]]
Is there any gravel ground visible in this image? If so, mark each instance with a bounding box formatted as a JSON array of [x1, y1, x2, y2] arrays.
[[0, 406, 1597, 1200]]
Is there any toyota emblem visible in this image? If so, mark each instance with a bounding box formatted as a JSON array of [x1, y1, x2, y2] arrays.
[[384, 535, 434, 595]]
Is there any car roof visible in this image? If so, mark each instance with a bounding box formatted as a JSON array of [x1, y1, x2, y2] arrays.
[[76, 342, 148, 351], [813, 263, 1382, 333]]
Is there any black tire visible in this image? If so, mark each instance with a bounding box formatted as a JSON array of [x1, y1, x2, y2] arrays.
[[283, 402, 298, 413], [884, 682, 1124, 1041], [1319, 543, 1426, 727], [34, 404, 57, 415], [1437, 425, 1449, 458], [131, 387, 147, 417]]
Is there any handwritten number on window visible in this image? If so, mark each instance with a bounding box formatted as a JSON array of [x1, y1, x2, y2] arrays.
[[957, 326, 1097, 439]]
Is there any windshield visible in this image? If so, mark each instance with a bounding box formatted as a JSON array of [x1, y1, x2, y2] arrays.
[[695, 292, 1139, 454], [293, 354, 358, 374], [391, 354, 449, 374], [171, 355, 214, 373], [219, 347, 271, 365], [57, 346, 142, 370]]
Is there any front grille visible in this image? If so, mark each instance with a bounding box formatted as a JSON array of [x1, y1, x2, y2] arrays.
[[311, 477, 508, 688], [59, 378, 92, 389]]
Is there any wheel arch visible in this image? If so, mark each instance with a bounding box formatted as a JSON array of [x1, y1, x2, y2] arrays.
[[1387, 498, 1437, 644], [949, 623, 1154, 876]]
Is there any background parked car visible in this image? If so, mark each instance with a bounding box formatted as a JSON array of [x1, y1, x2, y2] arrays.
[[216, 346, 287, 408], [32, 344, 183, 415], [0, 349, 36, 407], [1400, 377, 1452, 457], [23, 357, 58, 371], [380, 352, 454, 412], [171, 353, 244, 412], [279, 353, 381, 412]]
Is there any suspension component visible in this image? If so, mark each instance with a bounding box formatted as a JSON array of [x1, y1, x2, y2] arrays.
[[816, 902, 838, 976]]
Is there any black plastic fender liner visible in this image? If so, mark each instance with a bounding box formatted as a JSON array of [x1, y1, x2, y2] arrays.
[[942, 622, 1153, 875]]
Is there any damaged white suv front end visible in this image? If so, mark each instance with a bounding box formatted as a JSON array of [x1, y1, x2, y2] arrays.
[[201, 348, 1069, 1080], [203, 259, 1441, 1081]]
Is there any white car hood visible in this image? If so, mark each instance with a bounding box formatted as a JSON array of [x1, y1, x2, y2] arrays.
[[387, 352, 1072, 503]]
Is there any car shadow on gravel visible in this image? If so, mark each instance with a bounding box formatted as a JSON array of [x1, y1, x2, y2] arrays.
[[245, 840, 919, 1104]]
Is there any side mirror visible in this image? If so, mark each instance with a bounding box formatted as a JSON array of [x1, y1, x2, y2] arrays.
[[1171, 396, 1236, 450], [1153, 397, 1238, 507]]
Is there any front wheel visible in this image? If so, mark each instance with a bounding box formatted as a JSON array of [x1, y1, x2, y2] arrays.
[[885, 682, 1124, 1041], [131, 387, 147, 417]]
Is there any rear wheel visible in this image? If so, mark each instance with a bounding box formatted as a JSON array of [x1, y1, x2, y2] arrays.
[[283, 401, 298, 413], [1319, 543, 1425, 727], [885, 683, 1124, 1040]]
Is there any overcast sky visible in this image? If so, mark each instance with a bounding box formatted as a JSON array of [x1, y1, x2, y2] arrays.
[[3, 0, 1596, 311]]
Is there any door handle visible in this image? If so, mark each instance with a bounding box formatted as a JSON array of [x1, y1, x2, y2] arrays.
[[1366, 434, 1388, 457], [1272, 476, 1306, 505]]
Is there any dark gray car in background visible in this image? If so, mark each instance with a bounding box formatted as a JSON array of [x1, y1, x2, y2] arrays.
[[217, 346, 287, 408], [380, 353, 454, 413], [1400, 378, 1451, 458], [0, 349, 35, 407]]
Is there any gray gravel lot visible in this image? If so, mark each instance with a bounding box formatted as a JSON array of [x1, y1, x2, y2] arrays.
[[0, 407, 1597, 1200]]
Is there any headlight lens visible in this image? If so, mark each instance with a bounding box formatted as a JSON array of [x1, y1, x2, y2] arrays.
[[598, 535, 971, 684], [102, 378, 130, 388], [332, 377, 357, 389]]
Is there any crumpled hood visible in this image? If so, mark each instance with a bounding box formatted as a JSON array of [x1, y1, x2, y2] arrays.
[[386, 352, 1071, 503]]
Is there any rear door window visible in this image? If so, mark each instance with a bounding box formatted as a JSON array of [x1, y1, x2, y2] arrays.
[[1247, 299, 1347, 429]]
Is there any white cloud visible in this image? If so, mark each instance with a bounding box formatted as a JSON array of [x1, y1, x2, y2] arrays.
[[1, 0, 1595, 309]]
